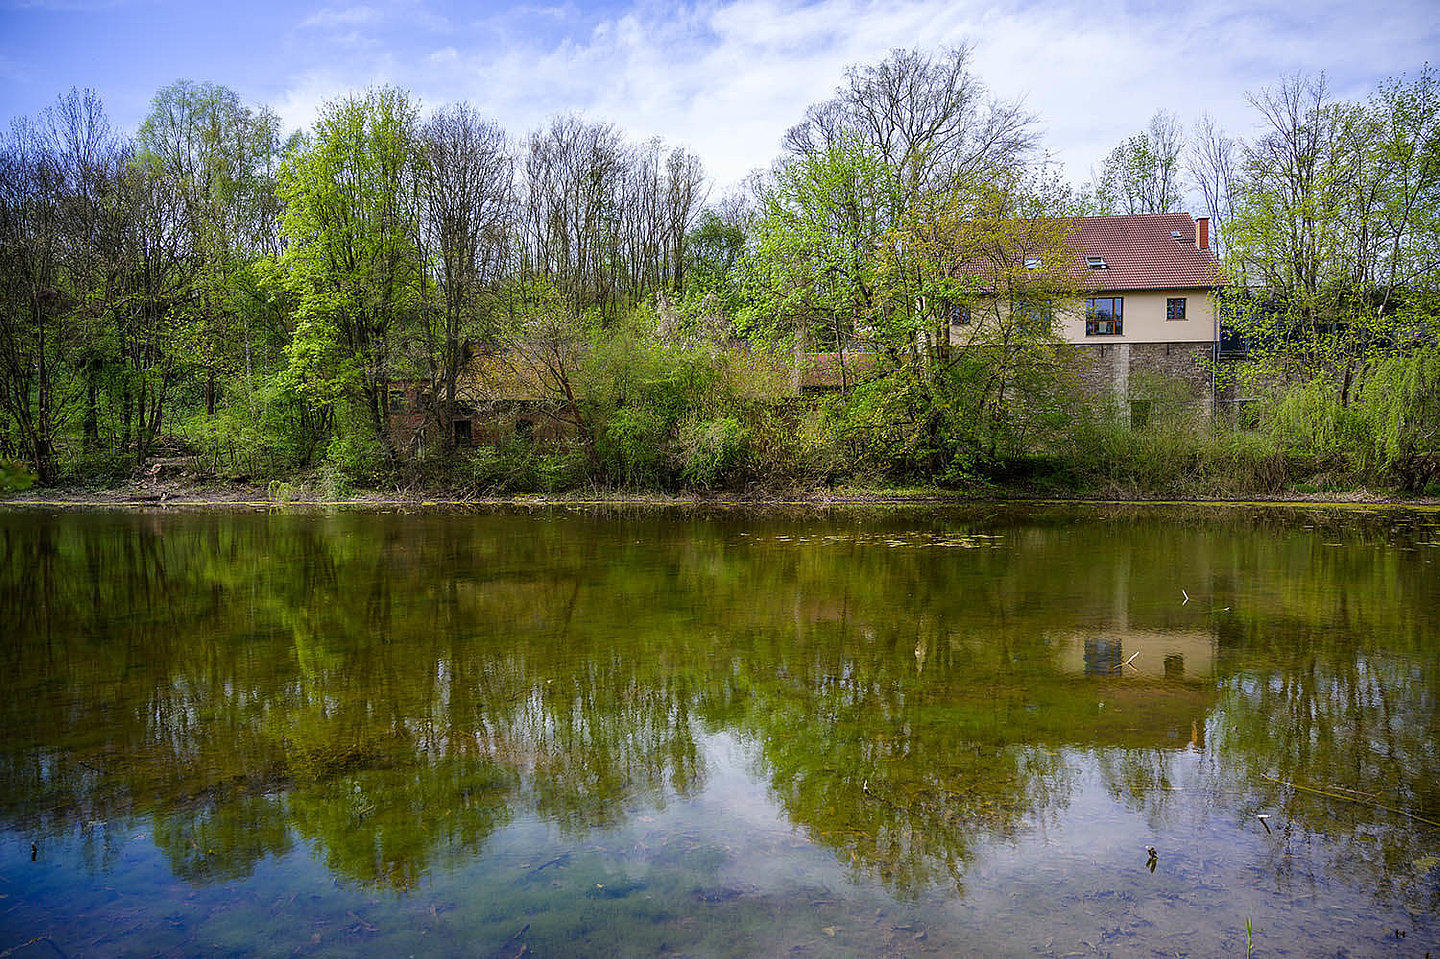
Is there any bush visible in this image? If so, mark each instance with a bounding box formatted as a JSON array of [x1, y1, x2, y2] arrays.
[[1058, 390, 1295, 498], [748, 401, 849, 490], [181, 377, 331, 479], [59, 450, 133, 488], [322, 425, 386, 490], [600, 404, 670, 488], [461, 439, 589, 494], [0, 459, 35, 492], [674, 415, 748, 489]]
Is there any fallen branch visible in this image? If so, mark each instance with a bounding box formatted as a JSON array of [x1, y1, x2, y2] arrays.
[[1261, 775, 1440, 828]]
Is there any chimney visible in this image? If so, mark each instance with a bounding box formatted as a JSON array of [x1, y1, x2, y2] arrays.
[[1196, 216, 1210, 251]]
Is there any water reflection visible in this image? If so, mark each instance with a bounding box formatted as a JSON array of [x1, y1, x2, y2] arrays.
[[0, 505, 1437, 953]]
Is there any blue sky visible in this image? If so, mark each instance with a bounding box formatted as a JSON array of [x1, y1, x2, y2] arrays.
[[1, 0, 1435, 195]]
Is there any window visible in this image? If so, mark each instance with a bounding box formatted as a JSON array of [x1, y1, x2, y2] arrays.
[[1085, 255, 1107, 270], [1167, 297, 1187, 320], [951, 304, 972, 326], [1015, 301, 1052, 334], [387, 389, 408, 412], [453, 419, 473, 446], [1085, 297, 1123, 336], [1024, 257, 1042, 270]]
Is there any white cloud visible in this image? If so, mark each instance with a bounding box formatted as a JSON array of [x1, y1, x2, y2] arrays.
[[264, 0, 1439, 195], [299, 4, 383, 29]]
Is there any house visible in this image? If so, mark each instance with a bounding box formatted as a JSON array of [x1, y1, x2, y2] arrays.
[[1051, 213, 1223, 411], [798, 213, 1225, 406]]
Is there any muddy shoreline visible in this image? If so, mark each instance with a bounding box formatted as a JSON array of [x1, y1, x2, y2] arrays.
[[4, 478, 1438, 511]]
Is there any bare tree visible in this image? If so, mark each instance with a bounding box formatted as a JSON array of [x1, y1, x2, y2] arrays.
[[1188, 112, 1237, 255], [521, 116, 627, 319], [1090, 110, 1185, 214], [0, 89, 129, 479], [663, 147, 707, 293], [520, 117, 709, 318], [96, 125, 199, 465], [783, 45, 1036, 198], [417, 103, 514, 443], [1234, 73, 1347, 301]]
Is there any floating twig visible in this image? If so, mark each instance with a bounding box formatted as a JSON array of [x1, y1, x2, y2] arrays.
[[1262, 775, 1440, 828]]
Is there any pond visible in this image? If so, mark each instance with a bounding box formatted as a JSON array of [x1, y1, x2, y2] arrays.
[[0, 503, 1437, 957]]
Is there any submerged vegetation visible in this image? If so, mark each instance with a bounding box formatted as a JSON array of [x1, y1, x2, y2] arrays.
[[1, 52, 1437, 498]]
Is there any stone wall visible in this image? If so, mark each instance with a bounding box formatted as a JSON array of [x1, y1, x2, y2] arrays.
[[1072, 341, 1216, 412]]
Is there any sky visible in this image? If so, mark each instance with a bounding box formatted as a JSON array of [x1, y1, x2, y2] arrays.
[[1, 0, 1436, 198]]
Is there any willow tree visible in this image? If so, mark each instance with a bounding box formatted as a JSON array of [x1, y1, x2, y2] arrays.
[[277, 87, 425, 462]]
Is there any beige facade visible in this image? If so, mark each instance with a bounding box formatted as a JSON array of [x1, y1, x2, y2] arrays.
[[1055, 288, 1218, 346], [1053, 627, 1217, 680]]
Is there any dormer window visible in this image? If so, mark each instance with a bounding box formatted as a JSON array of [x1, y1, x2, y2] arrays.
[[1085, 255, 1107, 270], [1171, 230, 1191, 243]]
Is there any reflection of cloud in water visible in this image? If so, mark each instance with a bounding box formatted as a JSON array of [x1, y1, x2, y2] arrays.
[[693, 731, 792, 831]]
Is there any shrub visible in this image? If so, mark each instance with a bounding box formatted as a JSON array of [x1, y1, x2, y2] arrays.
[[599, 404, 670, 488], [674, 415, 749, 489], [0, 459, 36, 492], [748, 400, 849, 490]]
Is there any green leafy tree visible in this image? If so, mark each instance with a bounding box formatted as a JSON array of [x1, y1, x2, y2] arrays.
[[277, 87, 425, 464], [742, 134, 897, 363], [683, 198, 748, 313], [1223, 71, 1440, 405], [136, 80, 284, 419], [746, 45, 1036, 362]]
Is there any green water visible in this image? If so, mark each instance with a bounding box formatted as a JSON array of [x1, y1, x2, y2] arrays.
[[0, 504, 1437, 956]]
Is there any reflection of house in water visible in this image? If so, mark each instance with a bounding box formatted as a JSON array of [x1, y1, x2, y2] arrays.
[[1083, 638, 1123, 675], [1064, 628, 1216, 680], [1045, 628, 1218, 751]]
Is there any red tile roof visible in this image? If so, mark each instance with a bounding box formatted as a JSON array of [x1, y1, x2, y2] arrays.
[[1069, 213, 1223, 291]]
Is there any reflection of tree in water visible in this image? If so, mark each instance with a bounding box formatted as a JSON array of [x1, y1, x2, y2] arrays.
[[0, 512, 718, 888], [152, 793, 292, 883], [1209, 613, 1440, 916], [1, 506, 1435, 902]]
